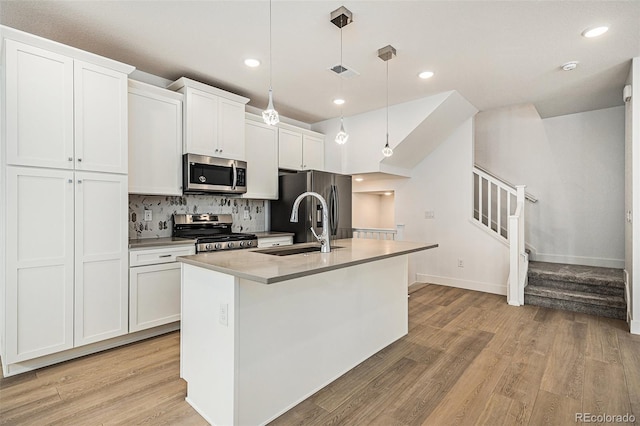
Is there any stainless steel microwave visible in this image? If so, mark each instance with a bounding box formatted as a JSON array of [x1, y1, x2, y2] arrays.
[[183, 154, 247, 194]]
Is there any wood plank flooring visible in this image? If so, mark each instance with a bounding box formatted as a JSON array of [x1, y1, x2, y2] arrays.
[[1, 284, 639, 425]]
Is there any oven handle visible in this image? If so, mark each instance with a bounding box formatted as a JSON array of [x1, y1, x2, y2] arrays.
[[232, 161, 237, 190]]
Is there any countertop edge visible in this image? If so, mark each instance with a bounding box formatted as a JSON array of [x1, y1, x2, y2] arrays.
[[178, 242, 438, 284]]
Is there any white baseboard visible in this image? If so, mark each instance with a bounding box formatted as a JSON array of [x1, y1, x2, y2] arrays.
[[630, 319, 640, 335], [416, 273, 507, 296], [529, 252, 624, 269], [2, 322, 180, 377]]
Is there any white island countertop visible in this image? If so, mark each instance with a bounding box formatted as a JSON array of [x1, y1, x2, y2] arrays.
[[177, 238, 437, 284]]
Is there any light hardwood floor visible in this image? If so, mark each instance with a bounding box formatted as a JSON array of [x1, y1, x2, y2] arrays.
[[1, 284, 639, 425]]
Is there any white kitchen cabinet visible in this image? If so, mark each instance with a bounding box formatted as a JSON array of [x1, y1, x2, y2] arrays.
[[73, 61, 128, 174], [4, 40, 129, 173], [278, 126, 325, 171], [5, 167, 75, 363], [168, 77, 249, 161], [4, 168, 128, 359], [128, 80, 183, 195], [4, 40, 74, 170], [129, 245, 195, 332], [257, 235, 293, 248], [244, 117, 279, 199], [74, 172, 128, 347]]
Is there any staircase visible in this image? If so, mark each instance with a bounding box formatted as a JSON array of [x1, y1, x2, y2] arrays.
[[525, 261, 626, 320]]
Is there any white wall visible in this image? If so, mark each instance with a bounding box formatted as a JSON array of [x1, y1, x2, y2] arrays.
[[353, 119, 509, 292], [475, 104, 625, 268], [352, 193, 395, 228], [626, 57, 640, 334]]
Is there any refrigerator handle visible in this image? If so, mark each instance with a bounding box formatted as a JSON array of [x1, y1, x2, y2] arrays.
[[331, 185, 339, 235]]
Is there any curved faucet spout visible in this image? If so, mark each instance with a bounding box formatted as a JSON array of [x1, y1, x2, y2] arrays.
[[290, 191, 331, 253]]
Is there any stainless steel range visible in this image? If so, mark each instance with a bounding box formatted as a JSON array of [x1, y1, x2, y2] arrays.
[[173, 213, 258, 253]]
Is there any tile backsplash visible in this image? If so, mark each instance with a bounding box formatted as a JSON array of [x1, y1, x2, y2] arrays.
[[129, 194, 267, 239]]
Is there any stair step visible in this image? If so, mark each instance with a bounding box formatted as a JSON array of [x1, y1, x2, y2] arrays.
[[528, 261, 624, 290], [525, 293, 626, 320], [524, 285, 625, 308], [527, 276, 624, 296]]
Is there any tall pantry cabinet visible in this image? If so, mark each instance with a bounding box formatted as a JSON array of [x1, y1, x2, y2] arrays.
[[1, 27, 134, 371]]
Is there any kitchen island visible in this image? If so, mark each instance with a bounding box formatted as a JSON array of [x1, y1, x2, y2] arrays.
[[178, 238, 437, 426]]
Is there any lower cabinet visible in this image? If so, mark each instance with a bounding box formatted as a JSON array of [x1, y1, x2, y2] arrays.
[[128, 245, 195, 332], [4, 166, 128, 363]]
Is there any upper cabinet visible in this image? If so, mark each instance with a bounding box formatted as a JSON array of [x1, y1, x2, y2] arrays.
[[128, 80, 183, 195], [4, 38, 131, 173], [244, 116, 279, 200], [168, 77, 249, 161], [278, 125, 325, 171]]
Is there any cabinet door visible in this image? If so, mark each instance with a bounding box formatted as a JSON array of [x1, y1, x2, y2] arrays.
[[128, 86, 183, 195], [4, 40, 74, 169], [303, 134, 325, 171], [5, 167, 75, 363], [184, 87, 218, 157], [218, 98, 246, 160], [74, 61, 128, 174], [74, 172, 128, 347], [278, 128, 304, 170], [244, 120, 278, 199], [129, 263, 182, 332]]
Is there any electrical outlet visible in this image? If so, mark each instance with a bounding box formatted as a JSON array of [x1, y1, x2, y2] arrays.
[[219, 303, 228, 326], [424, 210, 435, 219], [243, 208, 250, 219], [144, 209, 152, 222], [458, 259, 464, 268]]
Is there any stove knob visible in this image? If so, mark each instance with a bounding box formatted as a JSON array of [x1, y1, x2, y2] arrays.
[[246, 240, 254, 247], [239, 241, 245, 247], [227, 242, 235, 249], [205, 244, 213, 251], [214, 243, 222, 250]]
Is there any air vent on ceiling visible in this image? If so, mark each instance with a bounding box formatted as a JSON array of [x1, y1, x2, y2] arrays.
[[329, 63, 360, 79]]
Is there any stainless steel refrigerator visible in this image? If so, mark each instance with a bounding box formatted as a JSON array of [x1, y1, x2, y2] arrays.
[[270, 170, 352, 243]]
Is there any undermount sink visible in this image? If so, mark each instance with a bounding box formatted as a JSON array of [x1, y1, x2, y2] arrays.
[[254, 245, 343, 256]]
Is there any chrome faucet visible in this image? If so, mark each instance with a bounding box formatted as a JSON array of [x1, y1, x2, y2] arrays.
[[290, 191, 331, 253]]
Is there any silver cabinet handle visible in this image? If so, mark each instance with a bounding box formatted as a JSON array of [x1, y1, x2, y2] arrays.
[[68, 179, 73, 183], [219, 149, 223, 153], [77, 158, 82, 162], [77, 180, 82, 184], [158, 254, 172, 258], [68, 157, 73, 162]]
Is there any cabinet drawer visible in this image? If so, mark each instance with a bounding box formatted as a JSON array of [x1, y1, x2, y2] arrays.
[[129, 245, 195, 267], [257, 236, 293, 248]]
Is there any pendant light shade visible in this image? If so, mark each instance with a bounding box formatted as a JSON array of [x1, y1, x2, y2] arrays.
[[335, 117, 349, 144], [331, 6, 352, 145], [262, 88, 279, 125], [378, 45, 396, 157], [263, 0, 279, 125]]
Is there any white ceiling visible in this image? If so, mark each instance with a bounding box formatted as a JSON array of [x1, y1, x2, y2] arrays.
[[1, 1, 639, 124]]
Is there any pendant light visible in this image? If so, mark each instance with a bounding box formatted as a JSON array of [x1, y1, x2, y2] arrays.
[[262, 0, 279, 125], [331, 6, 352, 145], [378, 45, 396, 157]]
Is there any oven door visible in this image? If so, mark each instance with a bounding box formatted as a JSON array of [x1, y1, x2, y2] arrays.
[[183, 154, 247, 194]]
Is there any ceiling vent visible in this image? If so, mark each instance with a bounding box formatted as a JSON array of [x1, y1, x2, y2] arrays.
[[329, 63, 360, 79]]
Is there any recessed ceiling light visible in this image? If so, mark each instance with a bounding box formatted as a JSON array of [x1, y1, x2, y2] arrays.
[[333, 98, 345, 105], [418, 71, 434, 79], [244, 58, 260, 68], [354, 177, 364, 182], [561, 61, 579, 71], [582, 26, 609, 38]]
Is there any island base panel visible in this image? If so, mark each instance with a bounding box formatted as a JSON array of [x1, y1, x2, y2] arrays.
[[181, 255, 409, 426]]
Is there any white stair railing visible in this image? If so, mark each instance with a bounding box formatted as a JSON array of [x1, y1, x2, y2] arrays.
[[472, 165, 536, 241], [508, 186, 528, 306]]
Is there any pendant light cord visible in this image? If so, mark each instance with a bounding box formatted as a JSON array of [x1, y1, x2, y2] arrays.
[[386, 60, 389, 144], [340, 25, 344, 119], [269, 0, 273, 90]]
